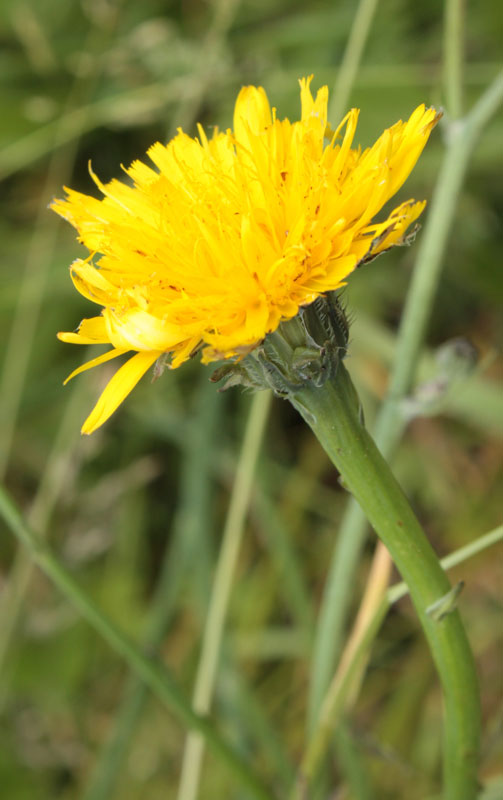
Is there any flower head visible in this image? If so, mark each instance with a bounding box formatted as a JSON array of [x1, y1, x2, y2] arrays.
[[53, 77, 438, 433]]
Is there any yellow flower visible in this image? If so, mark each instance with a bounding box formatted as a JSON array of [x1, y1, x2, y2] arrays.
[[53, 77, 439, 434]]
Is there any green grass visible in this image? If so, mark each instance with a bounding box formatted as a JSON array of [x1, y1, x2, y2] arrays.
[[0, 1, 502, 798]]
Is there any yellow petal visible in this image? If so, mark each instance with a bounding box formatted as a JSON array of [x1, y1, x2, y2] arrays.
[[62, 348, 128, 384], [57, 316, 108, 345], [69, 260, 118, 305], [382, 106, 440, 202], [81, 351, 160, 434], [103, 308, 187, 351], [371, 200, 426, 254], [299, 75, 328, 129], [52, 78, 438, 433], [233, 85, 272, 146], [299, 75, 315, 119]]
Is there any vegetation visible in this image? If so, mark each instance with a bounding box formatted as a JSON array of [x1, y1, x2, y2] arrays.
[[0, 1, 501, 798]]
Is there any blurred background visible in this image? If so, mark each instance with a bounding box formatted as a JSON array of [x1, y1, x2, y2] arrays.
[[0, 1, 502, 798]]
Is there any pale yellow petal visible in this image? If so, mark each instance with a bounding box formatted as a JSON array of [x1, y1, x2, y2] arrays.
[[103, 308, 187, 351]]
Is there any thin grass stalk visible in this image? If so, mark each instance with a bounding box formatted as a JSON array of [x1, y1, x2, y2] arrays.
[[0, 359, 92, 692], [333, 722, 374, 800], [307, 520, 503, 756], [177, 390, 272, 800], [305, 522, 503, 772], [167, 0, 241, 138], [254, 475, 315, 636], [219, 659, 297, 790], [0, 483, 276, 800], [330, 544, 391, 800], [315, 518, 503, 795], [444, 0, 465, 120], [307, 66, 503, 734], [389, 524, 503, 604], [82, 379, 220, 800], [0, 82, 184, 180], [328, 0, 380, 124], [0, 18, 121, 681], [330, 542, 392, 711], [0, 17, 120, 480], [351, 314, 503, 435]]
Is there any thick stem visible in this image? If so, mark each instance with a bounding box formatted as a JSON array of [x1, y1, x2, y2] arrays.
[[289, 363, 480, 800], [297, 526, 502, 796], [307, 67, 503, 733]]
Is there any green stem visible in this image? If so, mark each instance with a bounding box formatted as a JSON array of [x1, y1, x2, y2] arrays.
[[307, 67, 503, 733], [177, 390, 272, 800], [301, 523, 503, 789], [0, 484, 276, 800], [389, 523, 503, 604], [289, 362, 480, 800]]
